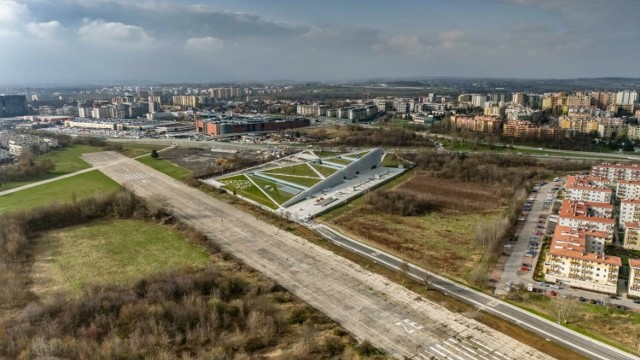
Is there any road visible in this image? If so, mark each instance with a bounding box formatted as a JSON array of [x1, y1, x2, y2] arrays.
[[307, 222, 639, 360], [84, 151, 555, 360]]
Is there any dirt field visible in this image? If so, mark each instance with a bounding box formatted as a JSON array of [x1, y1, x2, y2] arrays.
[[319, 172, 508, 282], [158, 147, 231, 173]]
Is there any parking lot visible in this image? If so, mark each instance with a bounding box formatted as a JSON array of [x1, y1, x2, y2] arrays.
[[495, 179, 560, 295]]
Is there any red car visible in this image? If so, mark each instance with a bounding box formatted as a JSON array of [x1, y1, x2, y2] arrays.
[[519, 266, 530, 272], [549, 290, 557, 296]]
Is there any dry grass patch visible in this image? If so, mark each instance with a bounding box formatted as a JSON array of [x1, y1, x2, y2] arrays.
[[31, 219, 210, 298], [321, 173, 507, 282]]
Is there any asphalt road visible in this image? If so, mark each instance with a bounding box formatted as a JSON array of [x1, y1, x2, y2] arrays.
[[308, 222, 639, 360], [84, 151, 555, 360]]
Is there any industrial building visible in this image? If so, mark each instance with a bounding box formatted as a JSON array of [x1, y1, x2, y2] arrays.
[[195, 116, 309, 136]]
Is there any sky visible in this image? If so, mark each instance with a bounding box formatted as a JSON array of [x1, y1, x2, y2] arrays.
[[0, 0, 639, 85]]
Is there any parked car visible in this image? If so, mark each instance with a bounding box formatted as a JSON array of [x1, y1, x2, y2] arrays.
[[549, 290, 557, 296], [633, 299, 640, 304], [579, 297, 587, 302], [519, 266, 530, 271]]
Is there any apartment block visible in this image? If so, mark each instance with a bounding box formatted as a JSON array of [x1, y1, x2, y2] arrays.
[[616, 180, 640, 200], [630, 259, 640, 298], [591, 163, 640, 182], [450, 115, 500, 134], [544, 225, 620, 294], [619, 199, 640, 227], [623, 223, 640, 250], [558, 199, 615, 242], [502, 120, 565, 140], [564, 175, 612, 203], [558, 116, 599, 134], [296, 104, 326, 116]]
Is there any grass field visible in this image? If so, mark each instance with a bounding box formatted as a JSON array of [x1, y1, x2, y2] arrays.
[[311, 164, 338, 177], [136, 154, 192, 180], [516, 294, 640, 353], [0, 170, 121, 214], [219, 174, 278, 209], [261, 172, 322, 188], [0, 145, 103, 191], [319, 173, 506, 282], [117, 143, 166, 158], [325, 157, 353, 166], [31, 219, 210, 297], [264, 163, 319, 177], [248, 175, 294, 205]]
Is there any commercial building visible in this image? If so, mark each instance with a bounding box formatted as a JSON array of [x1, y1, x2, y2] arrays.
[[558, 199, 615, 242], [543, 225, 620, 294], [623, 223, 640, 251], [616, 180, 640, 200], [0, 95, 27, 117], [591, 163, 640, 182], [195, 116, 310, 136], [629, 259, 640, 298], [564, 175, 612, 203]]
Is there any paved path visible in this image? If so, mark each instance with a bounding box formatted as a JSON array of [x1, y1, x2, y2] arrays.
[[0, 167, 96, 197], [84, 151, 555, 360]]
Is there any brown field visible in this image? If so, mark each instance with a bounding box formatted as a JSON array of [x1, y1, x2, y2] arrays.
[[319, 172, 508, 282]]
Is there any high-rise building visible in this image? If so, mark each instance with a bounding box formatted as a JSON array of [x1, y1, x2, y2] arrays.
[[0, 95, 27, 117], [512, 92, 526, 105]]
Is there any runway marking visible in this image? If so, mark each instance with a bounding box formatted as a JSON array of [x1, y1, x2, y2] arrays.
[[395, 318, 423, 334], [487, 300, 499, 307]]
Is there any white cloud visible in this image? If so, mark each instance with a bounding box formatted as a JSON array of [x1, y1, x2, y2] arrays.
[[0, 0, 28, 25], [78, 18, 151, 44], [184, 36, 224, 52], [26, 20, 64, 39]]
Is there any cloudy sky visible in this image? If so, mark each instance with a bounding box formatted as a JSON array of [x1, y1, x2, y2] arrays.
[[0, 0, 639, 85]]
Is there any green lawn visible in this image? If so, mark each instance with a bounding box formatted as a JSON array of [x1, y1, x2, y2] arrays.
[[324, 157, 353, 166], [264, 163, 320, 178], [219, 175, 278, 209], [311, 164, 338, 177], [0, 170, 121, 214], [247, 175, 295, 205], [32, 219, 210, 295], [0, 145, 103, 191], [40, 145, 103, 175], [261, 173, 322, 188], [118, 143, 167, 158], [314, 150, 344, 158], [136, 154, 192, 180], [348, 151, 372, 158]]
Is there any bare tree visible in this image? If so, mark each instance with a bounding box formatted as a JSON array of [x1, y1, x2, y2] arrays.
[[551, 296, 577, 324]]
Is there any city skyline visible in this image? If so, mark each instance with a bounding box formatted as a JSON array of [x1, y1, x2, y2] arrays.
[[1, 0, 639, 85]]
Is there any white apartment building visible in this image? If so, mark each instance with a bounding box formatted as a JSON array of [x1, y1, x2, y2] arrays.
[[591, 163, 640, 182], [629, 259, 640, 298], [544, 225, 620, 294], [558, 199, 615, 242], [616, 180, 640, 200], [564, 175, 612, 203], [620, 199, 640, 228], [623, 222, 640, 250]]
